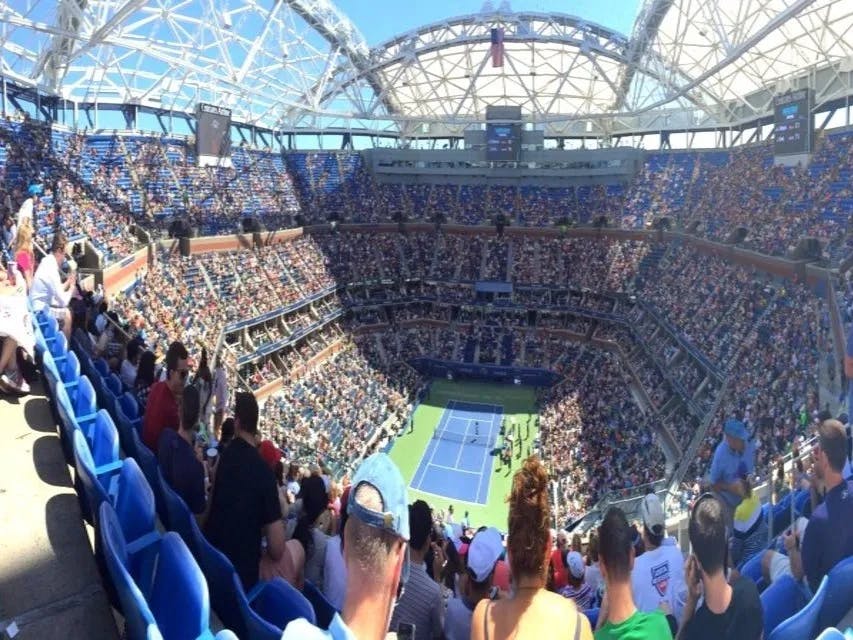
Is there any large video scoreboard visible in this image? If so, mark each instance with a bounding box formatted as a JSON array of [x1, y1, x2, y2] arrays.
[[486, 123, 522, 161], [773, 89, 813, 156], [196, 103, 232, 167]]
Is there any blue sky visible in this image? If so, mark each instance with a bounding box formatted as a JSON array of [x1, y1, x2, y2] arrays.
[[334, 0, 642, 45]]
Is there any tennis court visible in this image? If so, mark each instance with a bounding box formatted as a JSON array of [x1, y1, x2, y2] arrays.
[[410, 400, 503, 504]]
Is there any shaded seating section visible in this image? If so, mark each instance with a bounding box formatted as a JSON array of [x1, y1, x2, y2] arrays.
[[30, 308, 330, 638]]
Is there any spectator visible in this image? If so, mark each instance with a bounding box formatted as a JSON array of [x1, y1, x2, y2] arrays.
[[211, 353, 228, 439], [282, 453, 410, 639], [631, 494, 686, 624], [585, 532, 603, 605], [709, 419, 755, 529], [678, 495, 762, 640], [205, 392, 285, 590], [120, 337, 142, 389], [760, 419, 853, 594], [444, 526, 503, 640], [0, 259, 33, 394], [551, 530, 570, 590], [134, 350, 156, 411], [594, 507, 672, 639], [141, 340, 188, 450], [323, 485, 351, 610], [194, 347, 214, 440], [157, 385, 214, 520], [389, 499, 443, 640], [3, 215, 16, 252], [559, 551, 595, 610], [14, 221, 34, 290], [217, 417, 235, 453], [730, 476, 767, 568], [472, 456, 593, 640], [29, 231, 75, 339], [292, 474, 330, 592]]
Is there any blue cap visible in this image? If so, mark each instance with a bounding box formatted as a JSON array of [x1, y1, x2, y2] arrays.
[[348, 453, 410, 542], [724, 419, 748, 441]]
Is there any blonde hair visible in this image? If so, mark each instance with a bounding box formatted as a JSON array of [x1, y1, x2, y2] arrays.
[[16, 221, 33, 254]]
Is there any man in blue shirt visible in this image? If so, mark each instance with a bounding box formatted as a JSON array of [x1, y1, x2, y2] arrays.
[[709, 419, 755, 530], [158, 385, 208, 517], [283, 453, 410, 640]]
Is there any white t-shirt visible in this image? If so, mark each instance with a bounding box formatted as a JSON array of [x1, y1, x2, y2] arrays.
[[630, 537, 687, 621], [17, 198, 33, 227], [322, 535, 347, 611], [29, 254, 71, 311]]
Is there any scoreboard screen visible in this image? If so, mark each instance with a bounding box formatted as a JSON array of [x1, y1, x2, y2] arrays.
[[196, 103, 232, 166], [486, 123, 522, 161], [773, 89, 813, 155]]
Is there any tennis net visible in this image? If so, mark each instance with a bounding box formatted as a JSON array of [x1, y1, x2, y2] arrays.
[[431, 430, 491, 447]]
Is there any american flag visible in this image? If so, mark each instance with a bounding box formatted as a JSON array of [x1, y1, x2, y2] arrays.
[[491, 27, 504, 68]]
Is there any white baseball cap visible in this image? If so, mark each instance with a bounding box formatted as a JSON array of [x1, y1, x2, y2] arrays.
[[639, 493, 666, 537], [467, 527, 503, 583]]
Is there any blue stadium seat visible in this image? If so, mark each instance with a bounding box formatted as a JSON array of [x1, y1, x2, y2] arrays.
[[158, 471, 199, 553], [93, 357, 110, 379], [105, 373, 122, 397], [146, 532, 212, 640], [195, 536, 284, 640], [60, 350, 81, 391], [740, 548, 766, 585], [302, 581, 337, 629], [98, 502, 161, 640], [250, 577, 315, 631], [816, 629, 846, 640], [768, 576, 829, 640], [114, 457, 158, 547], [49, 331, 69, 364], [761, 574, 808, 639], [119, 392, 141, 423], [817, 557, 853, 631], [89, 409, 120, 468], [131, 431, 167, 519], [73, 429, 121, 526], [583, 608, 599, 630]]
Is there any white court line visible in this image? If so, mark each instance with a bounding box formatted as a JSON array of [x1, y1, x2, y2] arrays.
[[475, 406, 503, 505], [413, 399, 456, 491], [452, 415, 471, 468], [428, 462, 481, 475]]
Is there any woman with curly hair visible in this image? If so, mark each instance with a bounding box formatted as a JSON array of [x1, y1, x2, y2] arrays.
[[471, 456, 593, 640]]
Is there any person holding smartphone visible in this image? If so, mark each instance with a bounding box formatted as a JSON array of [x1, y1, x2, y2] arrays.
[[677, 495, 762, 640]]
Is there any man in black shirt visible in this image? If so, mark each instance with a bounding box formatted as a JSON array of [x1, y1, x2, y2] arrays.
[[205, 392, 285, 589], [677, 494, 763, 640]]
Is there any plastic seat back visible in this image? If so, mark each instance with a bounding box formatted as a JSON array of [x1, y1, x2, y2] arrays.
[[90, 409, 120, 468], [114, 457, 157, 544], [817, 557, 853, 631], [132, 431, 167, 519], [147, 533, 210, 640], [768, 576, 829, 640], [74, 375, 98, 421], [159, 477, 200, 558], [99, 502, 160, 640], [302, 581, 338, 630], [73, 429, 111, 525], [62, 351, 81, 385], [93, 357, 110, 379], [49, 331, 69, 359], [119, 392, 141, 421], [761, 574, 808, 639], [251, 576, 315, 630], [196, 537, 281, 640], [816, 629, 846, 640], [105, 373, 122, 397]]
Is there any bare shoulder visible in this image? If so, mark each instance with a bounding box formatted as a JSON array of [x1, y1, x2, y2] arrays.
[[470, 598, 491, 640]]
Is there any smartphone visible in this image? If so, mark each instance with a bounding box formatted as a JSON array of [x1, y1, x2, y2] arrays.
[[397, 623, 416, 640]]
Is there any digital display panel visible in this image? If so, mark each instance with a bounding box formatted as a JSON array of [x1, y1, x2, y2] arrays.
[[773, 89, 813, 155], [196, 103, 232, 163], [486, 123, 522, 161]]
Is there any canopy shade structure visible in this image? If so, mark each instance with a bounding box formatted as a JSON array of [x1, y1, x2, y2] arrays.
[[1, 0, 852, 135]]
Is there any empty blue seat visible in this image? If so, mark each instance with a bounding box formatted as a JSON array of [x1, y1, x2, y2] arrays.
[[302, 581, 337, 630], [816, 629, 846, 640], [761, 574, 807, 639], [89, 410, 121, 468], [196, 536, 284, 640], [93, 358, 110, 379], [768, 575, 829, 640], [583, 608, 599, 630], [105, 373, 122, 397], [146, 532, 211, 640], [73, 429, 122, 525], [817, 557, 853, 631], [250, 576, 315, 631], [114, 457, 158, 548], [119, 392, 141, 422], [99, 502, 161, 640]]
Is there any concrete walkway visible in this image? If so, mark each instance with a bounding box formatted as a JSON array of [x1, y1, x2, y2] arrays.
[[0, 385, 118, 640]]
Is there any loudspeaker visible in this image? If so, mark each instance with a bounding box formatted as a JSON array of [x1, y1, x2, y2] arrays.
[[726, 226, 748, 244], [178, 236, 191, 257], [594, 216, 608, 228], [792, 237, 822, 260], [242, 217, 261, 233], [168, 218, 192, 239]]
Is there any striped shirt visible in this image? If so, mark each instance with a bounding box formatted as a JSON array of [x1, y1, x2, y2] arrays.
[[388, 561, 443, 640]]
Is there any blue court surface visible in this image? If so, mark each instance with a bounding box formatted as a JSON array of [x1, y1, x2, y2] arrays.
[[410, 400, 503, 505]]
